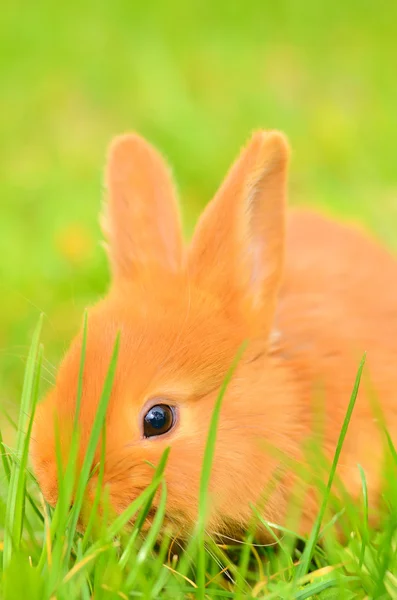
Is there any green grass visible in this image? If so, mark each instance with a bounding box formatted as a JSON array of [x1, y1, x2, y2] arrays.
[[2, 1, 397, 597], [1, 321, 397, 598]]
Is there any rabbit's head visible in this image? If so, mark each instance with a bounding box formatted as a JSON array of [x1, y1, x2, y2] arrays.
[[31, 131, 298, 536]]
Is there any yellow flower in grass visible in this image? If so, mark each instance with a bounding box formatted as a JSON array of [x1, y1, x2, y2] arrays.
[[55, 223, 94, 264]]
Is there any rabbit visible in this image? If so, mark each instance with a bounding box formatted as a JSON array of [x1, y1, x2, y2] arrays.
[[30, 130, 397, 541]]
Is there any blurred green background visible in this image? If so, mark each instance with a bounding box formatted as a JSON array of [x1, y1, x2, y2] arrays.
[[1, 1, 397, 422]]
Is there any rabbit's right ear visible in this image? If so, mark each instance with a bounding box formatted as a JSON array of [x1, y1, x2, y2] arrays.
[[102, 134, 183, 282], [188, 131, 289, 339]]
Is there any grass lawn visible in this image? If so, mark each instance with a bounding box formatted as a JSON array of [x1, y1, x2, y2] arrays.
[[1, 1, 397, 597]]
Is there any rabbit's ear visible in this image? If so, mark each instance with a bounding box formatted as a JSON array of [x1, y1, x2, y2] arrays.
[[188, 131, 289, 337], [102, 134, 183, 281]]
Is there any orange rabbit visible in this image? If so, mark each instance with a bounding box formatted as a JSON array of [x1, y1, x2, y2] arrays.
[[31, 130, 397, 539]]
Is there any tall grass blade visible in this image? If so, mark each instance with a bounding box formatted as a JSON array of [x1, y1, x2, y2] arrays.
[[105, 446, 170, 541], [125, 480, 168, 588], [295, 353, 366, 581], [65, 332, 120, 557], [74, 310, 88, 427], [194, 341, 247, 598], [358, 463, 369, 568], [2, 313, 43, 569], [0, 426, 11, 482]]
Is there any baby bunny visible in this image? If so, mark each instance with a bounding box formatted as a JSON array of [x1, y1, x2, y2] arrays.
[[31, 130, 397, 539]]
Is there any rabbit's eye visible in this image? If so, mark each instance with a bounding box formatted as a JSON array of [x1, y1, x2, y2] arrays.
[[143, 404, 175, 438]]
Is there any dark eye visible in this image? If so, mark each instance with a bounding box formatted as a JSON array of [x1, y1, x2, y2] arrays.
[[143, 404, 175, 438]]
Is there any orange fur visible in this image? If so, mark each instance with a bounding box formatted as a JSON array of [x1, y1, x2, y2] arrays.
[[30, 131, 397, 539]]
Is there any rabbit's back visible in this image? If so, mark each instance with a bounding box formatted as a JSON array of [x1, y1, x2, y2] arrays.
[[279, 211, 397, 344], [280, 209, 397, 353], [274, 209, 397, 507]]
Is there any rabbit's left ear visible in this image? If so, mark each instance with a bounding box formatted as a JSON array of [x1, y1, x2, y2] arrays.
[[102, 134, 183, 282], [188, 131, 289, 337]]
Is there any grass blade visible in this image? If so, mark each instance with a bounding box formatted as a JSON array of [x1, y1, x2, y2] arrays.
[[65, 331, 121, 556], [294, 353, 366, 581], [74, 310, 88, 427], [0, 426, 11, 482], [194, 342, 247, 597], [358, 463, 369, 568], [2, 313, 43, 569], [106, 446, 170, 541], [125, 480, 168, 588]]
